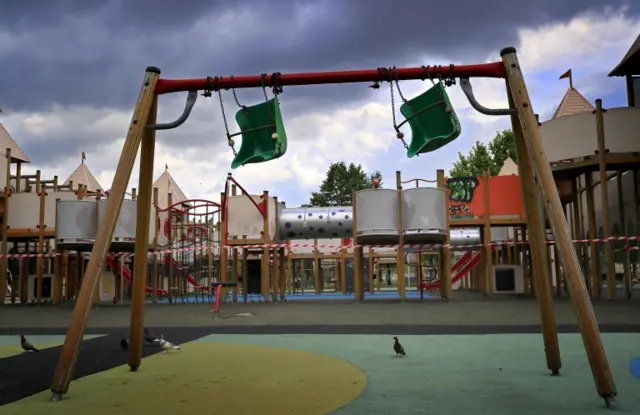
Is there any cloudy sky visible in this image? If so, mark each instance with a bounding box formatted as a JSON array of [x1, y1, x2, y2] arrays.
[[1, 0, 639, 207]]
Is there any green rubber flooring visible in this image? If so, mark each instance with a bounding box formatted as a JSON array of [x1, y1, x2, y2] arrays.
[[199, 333, 640, 414]]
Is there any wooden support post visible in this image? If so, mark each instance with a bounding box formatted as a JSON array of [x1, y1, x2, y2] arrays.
[[503, 48, 616, 402], [367, 247, 374, 294], [595, 99, 616, 300], [506, 69, 561, 376], [436, 169, 452, 299], [231, 248, 238, 302], [571, 177, 587, 292], [339, 248, 347, 294], [395, 171, 406, 299], [353, 245, 364, 301], [376, 258, 382, 291], [167, 192, 174, 304], [616, 171, 631, 298], [219, 191, 229, 287], [260, 191, 270, 302], [286, 246, 293, 295], [0, 148, 11, 305], [36, 189, 47, 304], [553, 244, 562, 297], [241, 248, 248, 303], [313, 239, 320, 295], [151, 187, 159, 303], [35, 170, 41, 194], [61, 252, 69, 302], [279, 247, 286, 300], [634, 170, 640, 290], [272, 245, 280, 301], [128, 95, 157, 371], [52, 195, 62, 305], [585, 172, 601, 298], [15, 160, 21, 192], [91, 190, 102, 307], [481, 171, 493, 297], [50, 67, 160, 400], [20, 247, 30, 304], [229, 186, 238, 302]]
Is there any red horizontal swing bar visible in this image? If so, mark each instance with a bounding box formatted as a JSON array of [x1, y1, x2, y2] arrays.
[[155, 62, 506, 95]]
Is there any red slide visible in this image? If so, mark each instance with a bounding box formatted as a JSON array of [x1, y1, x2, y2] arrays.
[[105, 255, 168, 297], [422, 251, 484, 291], [165, 257, 210, 293], [451, 251, 474, 273]]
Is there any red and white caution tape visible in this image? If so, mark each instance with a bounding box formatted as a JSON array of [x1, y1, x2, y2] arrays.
[[1, 236, 638, 259], [226, 235, 640, 251]]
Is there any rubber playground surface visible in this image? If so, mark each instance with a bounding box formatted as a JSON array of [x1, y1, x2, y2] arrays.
[[1, 297, 640, 414]]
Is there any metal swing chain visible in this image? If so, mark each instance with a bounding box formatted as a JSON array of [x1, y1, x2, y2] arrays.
[[210, 76, 238, 156], [230, 75, 246, 109], [387, 67, 408, 150]]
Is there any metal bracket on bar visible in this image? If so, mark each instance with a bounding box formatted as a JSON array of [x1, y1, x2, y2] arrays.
[[459, 78, 514, 116], [146, 90, 198, 130]]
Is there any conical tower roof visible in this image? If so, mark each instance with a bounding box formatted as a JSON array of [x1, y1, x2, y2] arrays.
[[0, 122, 30, 162], [498, 157, 518, 176], [63, 155, 104, 192], [153, 165, 189, 209], [552, 87, 594, 119]]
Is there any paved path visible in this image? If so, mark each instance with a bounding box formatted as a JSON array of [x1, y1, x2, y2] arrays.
[[1, 292, 639, 329]]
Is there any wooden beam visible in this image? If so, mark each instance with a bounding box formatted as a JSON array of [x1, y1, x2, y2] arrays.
[[502, 48, 616, 403], [128, 95, 157, 371], [50, 67, 160, 400]]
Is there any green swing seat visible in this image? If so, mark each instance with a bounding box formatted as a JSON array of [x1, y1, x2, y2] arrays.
[[400, 82, 461, 158], [231, 96, 288, 169]]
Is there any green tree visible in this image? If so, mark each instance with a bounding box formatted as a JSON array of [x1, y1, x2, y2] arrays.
[[449, 130, 516, 177], [309, 162, 382, 207]]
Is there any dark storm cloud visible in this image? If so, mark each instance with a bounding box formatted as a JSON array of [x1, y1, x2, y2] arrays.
[[1, 0, 637, 167], [1, 0, 636, 111]]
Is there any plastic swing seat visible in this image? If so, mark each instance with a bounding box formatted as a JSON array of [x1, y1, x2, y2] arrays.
[[400, 82, 461, 158], [231, 96, 288, 169]]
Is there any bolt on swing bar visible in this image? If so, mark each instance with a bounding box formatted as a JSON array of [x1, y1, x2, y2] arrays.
[[154, 62, 507, 94]]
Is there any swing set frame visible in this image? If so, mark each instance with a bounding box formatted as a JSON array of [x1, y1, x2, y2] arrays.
[[48, 47, 618, 408]]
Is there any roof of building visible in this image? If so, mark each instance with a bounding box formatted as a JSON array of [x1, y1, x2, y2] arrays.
[[63, 158, 104, 192], [0, 122, 30, 162], [609, 34, 640, 77], [551, 87, 595, 119], [153, 167, 189, 209]]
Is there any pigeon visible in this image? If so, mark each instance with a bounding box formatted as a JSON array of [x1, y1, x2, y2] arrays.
[[120, 338, 129, 350], [393, 336, 406, 357], [159, 334, 181, 353], [144, 328, 160, 344], [20, 335, 39, 352]]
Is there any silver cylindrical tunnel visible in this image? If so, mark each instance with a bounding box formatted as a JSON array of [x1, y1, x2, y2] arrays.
[[278, 204, 481, 248], [277, 206, 354, 241]]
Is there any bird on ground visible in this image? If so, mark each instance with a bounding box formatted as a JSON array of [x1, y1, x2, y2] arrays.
[[159, 334, 181, 353], [393, 336, 406, 357], [20, 335, 39, 352], [144, 328, 161, 344], [120, 338, 129, 350]]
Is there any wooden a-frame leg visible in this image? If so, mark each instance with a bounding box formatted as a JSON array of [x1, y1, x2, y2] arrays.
[[506, 81, 561, 374], [129, 95, 158, 371], [501, 48, 617, 405], [50, 67, 161, 401]]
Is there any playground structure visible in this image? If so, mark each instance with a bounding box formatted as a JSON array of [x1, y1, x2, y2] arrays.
[[0, 155, 222, 306], [1, 43, 638, 407]]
